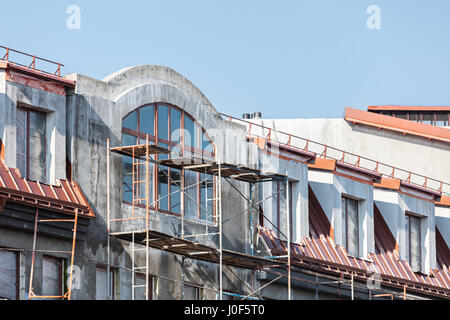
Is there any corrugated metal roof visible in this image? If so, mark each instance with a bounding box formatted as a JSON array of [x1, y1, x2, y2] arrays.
[[0, 159, 94, 218], [259, 187, 450, 299]]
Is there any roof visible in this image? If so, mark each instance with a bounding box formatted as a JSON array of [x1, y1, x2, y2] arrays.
[[345, 107, 450, 143], [0, 159, 94, 218], [368, 105, 450, 112], [259, 187, 450, 299]]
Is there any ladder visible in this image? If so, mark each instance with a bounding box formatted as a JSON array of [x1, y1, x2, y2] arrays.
[[130, 138, 151, 300]]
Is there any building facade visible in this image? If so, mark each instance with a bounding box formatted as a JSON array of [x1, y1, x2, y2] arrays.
[[0, 49, 449, 300]]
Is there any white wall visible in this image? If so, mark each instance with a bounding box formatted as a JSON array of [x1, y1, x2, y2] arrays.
[[309, 169, 374, 259]]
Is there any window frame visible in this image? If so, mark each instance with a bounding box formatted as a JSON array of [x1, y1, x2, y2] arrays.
[[0, 249, 20, 300], [134, 273, 153, 300], [95, 264, 115, 300], [405, 213, 422, 272], [16, 105, 47, 181], [42, 255, 63, 299], [121, 103, 216, 223], [341, 196, 360, 257], [183, 283, 200, 300]]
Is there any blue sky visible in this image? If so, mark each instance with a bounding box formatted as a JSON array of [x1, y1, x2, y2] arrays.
[[2, 1, 450, 118]]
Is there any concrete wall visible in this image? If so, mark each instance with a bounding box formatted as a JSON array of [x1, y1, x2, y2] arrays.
[[64, 65, 262, 299]]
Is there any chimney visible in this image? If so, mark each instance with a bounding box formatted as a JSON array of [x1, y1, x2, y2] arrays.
[[252, 112, 262, 119]]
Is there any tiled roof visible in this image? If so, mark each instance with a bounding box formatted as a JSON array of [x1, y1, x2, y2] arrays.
[[259, 187, 450, 299], [0, 159, 94, 218]]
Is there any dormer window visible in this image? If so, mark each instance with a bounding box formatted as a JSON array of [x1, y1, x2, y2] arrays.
[[341, 196, 359, 257], [405, 214, 421, 272]]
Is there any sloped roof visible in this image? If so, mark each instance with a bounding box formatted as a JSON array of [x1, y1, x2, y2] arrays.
[[0, 159, 94, 218], [259, 187, 450, 298], [345, 107, 450, 143]]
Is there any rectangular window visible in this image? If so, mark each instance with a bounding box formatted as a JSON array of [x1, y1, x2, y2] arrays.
[[42, 256, 63, 299], [16, 107, 46, 182], [0, 250, 19, 300], [134, 274, 152, 300], [157, 105, 169, 141], [406, 214, 421, 272], [96, 265, 115, 300], [183, 284, 199, 300], [342, 197, 359, 257], [199, 173, 214, 222], [271, 181, 293, 239]]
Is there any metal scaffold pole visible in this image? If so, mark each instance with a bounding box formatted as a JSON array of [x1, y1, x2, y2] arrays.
[[145, 135, 150, 300], [218, 161, 223, 300], [286, 172, 291, 300], [107, 138, 111, 300]]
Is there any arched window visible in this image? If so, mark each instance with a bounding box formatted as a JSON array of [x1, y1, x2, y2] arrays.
[[121, 103, 215, 222]]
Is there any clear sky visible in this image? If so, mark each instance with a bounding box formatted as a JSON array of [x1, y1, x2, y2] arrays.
[[3, 1, 450, 119]]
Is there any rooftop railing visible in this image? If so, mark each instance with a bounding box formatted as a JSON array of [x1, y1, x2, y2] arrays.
[[0, 46, 64, 78], [220, 113, 450, 195]]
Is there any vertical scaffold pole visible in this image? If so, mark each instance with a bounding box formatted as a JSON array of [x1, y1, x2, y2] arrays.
[[249, 183, 254, 256], [107, 138, 111, 300], [181, 168, 185, 239], [286, 172, 291, 300], [145, 134, 150, 300], [28, 208, 39, 299], [218, 162, 223, 300], [67, 208, 79, 300]]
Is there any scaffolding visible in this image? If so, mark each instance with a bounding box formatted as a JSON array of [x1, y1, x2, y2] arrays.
[[106, 137, 422, 301], [27, 208, 79, 300], [106, 135, 298, 300]]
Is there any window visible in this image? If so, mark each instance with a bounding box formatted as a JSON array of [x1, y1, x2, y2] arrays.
[[96, 265, 115, 300], [271, 181, 293, 239], [341, 197, 359, 257], [42, 256, 63, 299], [405, 214, 421, 272], [16, 107, 47, 182], [0, 250, 19, 300], [134, 273, 152, 300], [183, 283, 200, 300], [121, 103, 215, 222]]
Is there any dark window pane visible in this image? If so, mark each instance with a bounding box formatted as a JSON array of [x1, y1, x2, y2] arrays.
[[157, 166, 169, 211], [202, 130, 214, 154], [405, 216, 410, 263], [28, 111, 46, 182], [170, 168, 181, 214], [123, 110, 138, 130], [140, 105, 155, 136], [122, 155, 133, 203], [170, 108, 181, 143], [200, 174, 214, 221], [42, 257, 62, 299], [0, 251, 17, 300], [158, 105, 169, 141], [122, 133, 138, 146], [346, 198, 359, 257], [185, 170, 198, 219], [184, 116, 195, 147], [410, 215, 421, 272], [16, 108, 27, 177], [342, 197, 346, 248], [194, 122, 200, 149], [158, 142, 169, 161]]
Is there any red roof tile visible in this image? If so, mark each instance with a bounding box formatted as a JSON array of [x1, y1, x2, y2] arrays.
[[259, 187, 450, 298], [0, 159, 94, 218]]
